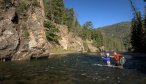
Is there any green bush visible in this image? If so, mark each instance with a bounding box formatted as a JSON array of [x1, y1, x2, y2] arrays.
[[44, 20, 60, 41], [45, 31, 60, 41], [44, 20, 53, 28]]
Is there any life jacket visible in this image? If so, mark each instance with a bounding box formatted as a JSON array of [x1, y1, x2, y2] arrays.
[[113, 54, 122, 61]]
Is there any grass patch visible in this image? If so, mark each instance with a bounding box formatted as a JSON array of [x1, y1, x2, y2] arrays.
[[50, 45, 66, 53]]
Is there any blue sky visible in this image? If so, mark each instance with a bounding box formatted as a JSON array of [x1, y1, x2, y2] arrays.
[[64, 0, 146, 28]]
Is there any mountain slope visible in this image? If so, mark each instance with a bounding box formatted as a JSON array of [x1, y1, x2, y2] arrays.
[[97, 21, 131, 51], [99, 22, 131, 38]]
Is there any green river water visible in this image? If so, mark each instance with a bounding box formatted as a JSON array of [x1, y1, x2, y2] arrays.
[[0, 53, 146, 84]]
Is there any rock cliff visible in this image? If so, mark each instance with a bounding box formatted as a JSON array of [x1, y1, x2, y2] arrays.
[[49, 24, 99, 53], [0, 0, 49, 61], [85, 40, 99, 52], [57, 25, 85, 52]]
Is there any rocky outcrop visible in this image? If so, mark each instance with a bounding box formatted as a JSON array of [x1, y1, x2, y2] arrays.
[[85, 40, 99, 52], [0, 0, 49, 61], [52, 24, 99, 53], [57, 25, 85, 52], [0, 7, 19, 60]]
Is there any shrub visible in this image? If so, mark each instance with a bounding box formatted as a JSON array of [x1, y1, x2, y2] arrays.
[[44, 20, 60, 41]]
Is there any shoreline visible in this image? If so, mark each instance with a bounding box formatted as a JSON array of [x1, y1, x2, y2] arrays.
[[49, 52, 83, 55], [49, 51, 99, 58]]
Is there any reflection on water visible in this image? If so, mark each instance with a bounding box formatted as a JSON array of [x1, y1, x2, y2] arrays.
[[0, 53, 146, 84]]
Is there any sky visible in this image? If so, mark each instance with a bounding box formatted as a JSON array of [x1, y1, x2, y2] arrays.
[[64, 0, 146, 28]]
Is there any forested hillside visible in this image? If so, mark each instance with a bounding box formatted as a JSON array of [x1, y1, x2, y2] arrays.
[[99, 22, 131, 38], [98, 22, 131, 51]]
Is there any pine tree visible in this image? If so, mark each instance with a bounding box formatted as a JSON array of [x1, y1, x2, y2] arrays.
[[64, 8, 75, 31], [44, 0, 65, 24], [129, 0, 146, 52], [130, 12, 143, 52], [142, 7, 146, 51]]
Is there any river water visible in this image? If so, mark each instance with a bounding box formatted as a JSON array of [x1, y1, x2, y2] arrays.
[[0, 53, 146, 84]]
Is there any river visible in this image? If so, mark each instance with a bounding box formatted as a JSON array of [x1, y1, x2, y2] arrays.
[[0, 53, 146, 84]]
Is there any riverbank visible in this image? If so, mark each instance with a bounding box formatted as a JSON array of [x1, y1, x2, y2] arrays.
[[49, 51, 100, 58]]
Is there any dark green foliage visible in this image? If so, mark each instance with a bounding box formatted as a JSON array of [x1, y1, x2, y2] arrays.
[[130, 10, 146, 52], [92, 30, 103, 47], [81, 21, 93, 40], [45, 31, 60, 41], [44, 0, 65, 24], [44, 20, 53, 28], [43, 0, 80, 33], [128, 0, 146, 52], [83, 21, 93, 30], [142, 8, 146, 51], [81, 21, 104, 47], [52, 0, 65, 24], [64, 8, 75, 31], [43, 0, 72, 42], [123, 34, 132, 51], [44, 20, 60, 41]]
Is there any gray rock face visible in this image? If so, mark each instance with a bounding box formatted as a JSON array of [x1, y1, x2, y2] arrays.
[[57, 25, 85, 52], [0, 7, 19, 60], [0, 0, 49, 61]]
